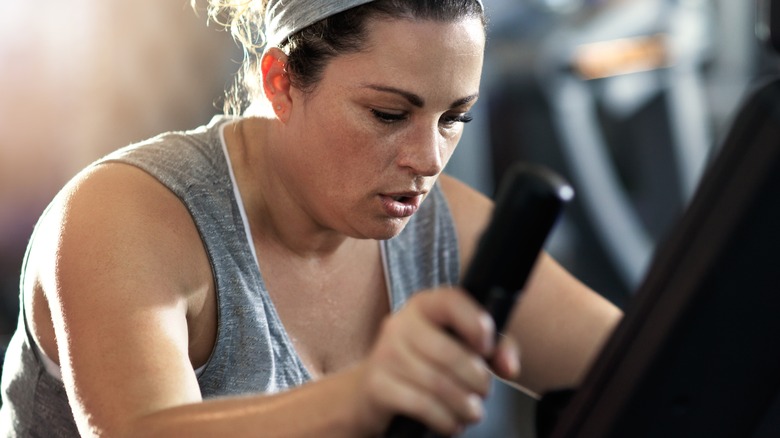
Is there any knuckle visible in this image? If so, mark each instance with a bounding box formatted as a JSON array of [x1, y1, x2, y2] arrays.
[[459, 355, 491, 391], [429, 372, 453, 398], [426, 368, 483, 424], [428, 338, 456, 363]]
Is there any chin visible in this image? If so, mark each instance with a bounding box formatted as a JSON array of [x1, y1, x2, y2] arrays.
[[361, 217, 411, 241]]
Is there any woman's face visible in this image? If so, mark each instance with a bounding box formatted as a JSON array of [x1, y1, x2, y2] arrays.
[[277, 16, 485, 240]]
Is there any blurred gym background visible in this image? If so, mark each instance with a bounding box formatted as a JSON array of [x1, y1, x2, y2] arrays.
[[0, 0, 778, 436]]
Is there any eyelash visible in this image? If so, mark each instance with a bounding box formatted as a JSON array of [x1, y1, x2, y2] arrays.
[[371, 109, 406, 123], [444, 113, 474, 125], [370, 109, 474, 126]]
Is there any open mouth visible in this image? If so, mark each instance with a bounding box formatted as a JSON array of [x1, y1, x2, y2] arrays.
[[380, 193, 423, 218], [391, 195, 413, 203]]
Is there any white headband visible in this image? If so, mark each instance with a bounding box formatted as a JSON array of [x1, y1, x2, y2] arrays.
[[264, 0, 484, 48]]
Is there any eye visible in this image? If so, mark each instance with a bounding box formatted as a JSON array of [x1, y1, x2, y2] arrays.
[[440, 112, 474, 127], [371, 109, 407, 124]]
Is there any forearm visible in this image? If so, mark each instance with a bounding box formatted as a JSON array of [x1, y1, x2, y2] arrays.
[[125, 367, 370, 438], [61, 286, 499, 437]]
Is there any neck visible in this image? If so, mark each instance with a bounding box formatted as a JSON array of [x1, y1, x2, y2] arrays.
[[223, 117, 361, 259]]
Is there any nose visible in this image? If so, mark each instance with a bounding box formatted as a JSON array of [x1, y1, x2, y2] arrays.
[[397, 123, 446, 177]]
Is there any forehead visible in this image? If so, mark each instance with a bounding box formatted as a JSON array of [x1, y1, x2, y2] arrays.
[[321, 17, 486, 101], [366, 16, 485, 58]]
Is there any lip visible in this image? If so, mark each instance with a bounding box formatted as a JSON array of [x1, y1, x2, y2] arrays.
[[379, 192, 425, 218]]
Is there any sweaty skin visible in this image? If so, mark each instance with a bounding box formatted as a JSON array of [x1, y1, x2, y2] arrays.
[[25, 15, 620, 438]]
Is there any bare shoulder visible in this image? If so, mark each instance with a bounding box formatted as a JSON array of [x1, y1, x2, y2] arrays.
[[32, 161, 211, 299], [25, 161, 212, 433], [437, 174, 493, 274]]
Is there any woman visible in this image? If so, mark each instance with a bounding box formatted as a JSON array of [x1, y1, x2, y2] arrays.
[[0, 0, 621, 436]]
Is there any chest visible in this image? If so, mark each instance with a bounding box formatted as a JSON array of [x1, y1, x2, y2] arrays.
[[261, 243, 391, 378]]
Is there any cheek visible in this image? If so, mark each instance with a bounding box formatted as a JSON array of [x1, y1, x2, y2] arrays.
[[443, 131, 462, 161], [314, 109, 395, 170], [300, 117, 392, 197]]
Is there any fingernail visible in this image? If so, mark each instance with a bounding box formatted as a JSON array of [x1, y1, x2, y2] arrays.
[[510, 351, 520, 377], [467, 394, 484, 420], [480, 313, 495, 353], [503, 336, 521, 376]]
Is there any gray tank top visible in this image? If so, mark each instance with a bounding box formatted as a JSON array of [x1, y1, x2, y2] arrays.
[[0, 116, 461, 436]]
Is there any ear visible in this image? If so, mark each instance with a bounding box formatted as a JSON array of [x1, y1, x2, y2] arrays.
[[260, 47, 292, 121]]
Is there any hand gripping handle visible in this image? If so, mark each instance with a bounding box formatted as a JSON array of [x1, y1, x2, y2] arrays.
[[384, 163, 574, 438]]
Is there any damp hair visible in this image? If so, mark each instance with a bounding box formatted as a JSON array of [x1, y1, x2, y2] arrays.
[[196, 0, 486, 115]]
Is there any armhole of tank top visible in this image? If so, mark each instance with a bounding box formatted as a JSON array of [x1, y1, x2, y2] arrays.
[[19, 203, 66, 381], [30, 325, 208, 380], [32, 341, 63, 381]]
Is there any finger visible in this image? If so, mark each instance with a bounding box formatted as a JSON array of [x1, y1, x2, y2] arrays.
[[399, 291, 494, 394], [374, 311, 490, 424], [368, 363, 469, 436], [379, 318, 491, 422], [490, 334, 521, 381], [413, 288, 496, 357], [404, 315, 493, 397], [394, 336, 488, 423]]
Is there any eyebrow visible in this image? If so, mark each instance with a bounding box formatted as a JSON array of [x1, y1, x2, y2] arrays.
[[364, 84, 479, 109]]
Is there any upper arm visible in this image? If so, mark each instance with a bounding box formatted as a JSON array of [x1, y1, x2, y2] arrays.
[[38, 163, 211, 435], [438, 174, 493, 277], [506, 254, 622, 394]]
